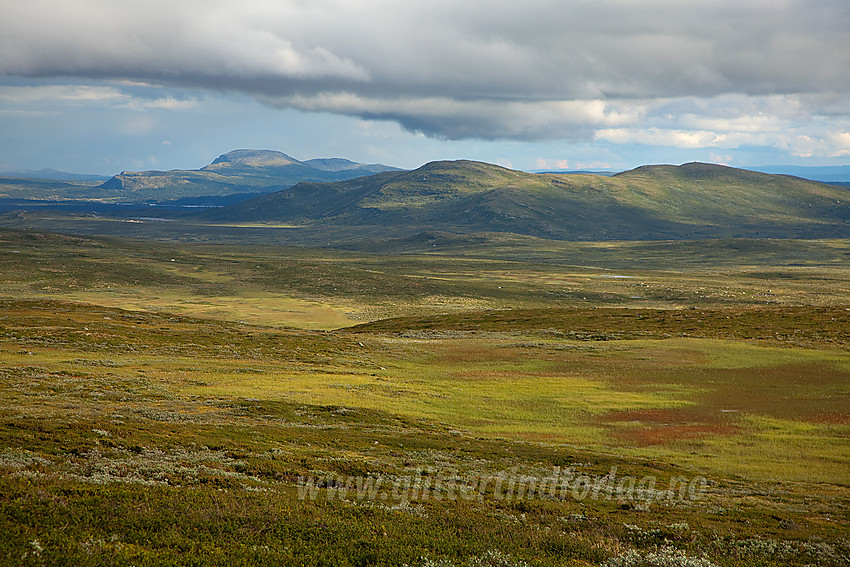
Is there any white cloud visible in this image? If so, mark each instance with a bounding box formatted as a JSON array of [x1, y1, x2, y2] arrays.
[[1, 0, 848, 166], [534, 157, 611, 170], [594, 97, 850, 159], [826, 132, 850, 157], [0, 85, 127, 104], [265, 93, 646, 140], [709, 153, 733, 165], [0, 84, 200, 116], [125, 97, 199, 111], [595, 128, 729, 148], [1, 0, 848, 142]]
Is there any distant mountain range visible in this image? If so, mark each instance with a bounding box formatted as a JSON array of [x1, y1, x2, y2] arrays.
[[3, 152, 849, 204], [0, 168, 111, 182], [749, 165, 850, 184], [93, 150, 402, 202], [532, 165, 850, 184], [0, 150, 401, 203], [2, 152, 849, 241], [201, 160, 849, 240]]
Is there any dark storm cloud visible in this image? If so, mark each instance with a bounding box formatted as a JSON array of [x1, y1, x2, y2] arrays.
[[2, 0, 848, 141]]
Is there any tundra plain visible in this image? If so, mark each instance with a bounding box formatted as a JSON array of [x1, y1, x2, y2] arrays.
[[0, 226, 848, 566]]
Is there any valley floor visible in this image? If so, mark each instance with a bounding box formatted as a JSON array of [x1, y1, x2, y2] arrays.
[[0, 227, 848, 566]]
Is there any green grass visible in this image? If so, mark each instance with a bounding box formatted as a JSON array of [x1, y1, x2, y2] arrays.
[[2, 298, 848, 565], [182, 333, 848, 484], [0, 227, 849, 565], [2, 227, 850, 330]]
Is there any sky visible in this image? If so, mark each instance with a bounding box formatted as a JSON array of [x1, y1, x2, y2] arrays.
[[1, 0, 849, 175]]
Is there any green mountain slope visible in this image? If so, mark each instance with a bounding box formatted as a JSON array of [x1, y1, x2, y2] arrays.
[[205, 160, 849, 240], [93, 149, 401, 202], [611, 162, 848, 227]]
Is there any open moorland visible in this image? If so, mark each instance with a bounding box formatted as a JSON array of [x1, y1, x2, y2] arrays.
[[0, 225, 848, 566]]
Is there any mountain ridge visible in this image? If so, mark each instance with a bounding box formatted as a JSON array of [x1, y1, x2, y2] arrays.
[[0, 168, 110, 182], [94, 149, 402, 202], [201, 160, 849, 241], [750, 164, 850, 183]]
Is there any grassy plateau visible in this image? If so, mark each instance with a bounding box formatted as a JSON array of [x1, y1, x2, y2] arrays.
[[0, 226, 848, 566]]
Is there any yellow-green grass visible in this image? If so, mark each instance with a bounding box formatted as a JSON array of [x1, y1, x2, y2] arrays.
[[3, 228, 850, 335], [4, 248, 848, 328], [5, 299, 844, 484], [664, 414, 850, 483], [3, 299, 848, 565], [58, 289, 359, 330], [2, 226, 850, 564], [179, 336, 850, 484]]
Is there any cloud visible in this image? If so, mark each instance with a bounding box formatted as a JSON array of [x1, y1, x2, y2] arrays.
[[828, 132, 850, 157], [0, 84, 200, 115], [120, 115, 156, 135], [709, 153, 733, 165], [595, 101, 850, 158], [263, 92, 644, 140], [1, 0, 848, 147], [125, 96, 199, 111], [0, 85, 126, 104], [595, 128, 730, 149]]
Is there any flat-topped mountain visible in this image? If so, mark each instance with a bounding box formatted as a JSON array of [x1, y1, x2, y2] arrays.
[[93, 150, 401, 203], [206, 149, 302, 168], [203, 160, 849, 240]]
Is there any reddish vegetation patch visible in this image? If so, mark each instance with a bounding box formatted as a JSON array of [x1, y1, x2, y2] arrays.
[[605, 362, 850, 423], [599, 407, 740, 446], [699, 363, 850, 420], [805, 412, 850, 426], [612, 423, 739, 446], [601, 407, 721, 424]]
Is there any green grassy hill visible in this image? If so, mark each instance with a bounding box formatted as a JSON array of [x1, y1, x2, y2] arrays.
[[610, 162, 848, 230], [207, 160, 849, 240]]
